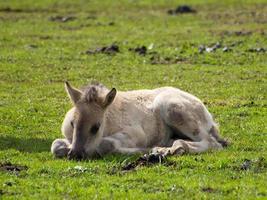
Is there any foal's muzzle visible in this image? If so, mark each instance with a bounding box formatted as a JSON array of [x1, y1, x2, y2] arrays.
[[67, 149, 86, 160]]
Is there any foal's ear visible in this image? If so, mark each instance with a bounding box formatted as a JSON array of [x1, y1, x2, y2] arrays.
[[65, 82, 82, 104], [103, 88, 117, 108]]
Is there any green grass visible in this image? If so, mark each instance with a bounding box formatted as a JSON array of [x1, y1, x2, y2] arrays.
[[0, 0, 266, 199]]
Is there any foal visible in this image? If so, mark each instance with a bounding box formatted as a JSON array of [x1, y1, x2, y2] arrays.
[[51, 82, 228, 159]]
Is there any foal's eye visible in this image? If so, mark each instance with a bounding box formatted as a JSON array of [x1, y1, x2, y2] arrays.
[[70, 121, 74, 128], [90, 123, 100, 134]]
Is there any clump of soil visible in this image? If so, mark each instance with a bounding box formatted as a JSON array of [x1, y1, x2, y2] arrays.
[[129, 46, 147, 56], [222, 47, 232, 52], [122, 153, 169, 171], [85, 44, 120, 55], [240, 159, 252, 170], [236, 157, 266, 172], [168, 5, 196, 15], [198, 42, 222, 53], [247, 48, 266, 53], [0, 162, 28, 173], [49, 16, 76, 22], [201, 187, 216, 193], [198, 42, 233, 53]]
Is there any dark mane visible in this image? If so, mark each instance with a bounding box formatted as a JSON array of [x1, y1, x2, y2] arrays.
[[80, 82, 107, 103]]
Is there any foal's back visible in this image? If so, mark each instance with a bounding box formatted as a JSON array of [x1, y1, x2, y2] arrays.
[[102, 87, 178, 145]]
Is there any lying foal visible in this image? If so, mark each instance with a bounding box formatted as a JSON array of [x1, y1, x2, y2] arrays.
[[51, 82, 228, 159]]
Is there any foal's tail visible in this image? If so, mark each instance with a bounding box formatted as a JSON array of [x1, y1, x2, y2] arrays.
[[209, 125, 230, 148]]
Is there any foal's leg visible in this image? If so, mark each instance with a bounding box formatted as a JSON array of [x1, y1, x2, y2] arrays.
[[96, 136, 148, 156], [152, 126, 223, 156], [61, 108, 75, 142], [51, 109, 74, 158], [51, 138, 71, 158], [152, 100, 224, 156], [152, 133, 222, 156]]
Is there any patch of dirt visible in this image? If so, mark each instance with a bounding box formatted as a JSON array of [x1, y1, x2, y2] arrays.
[[234, 101, 262, 108], [236, 157, 266, 172], [168, 5, 196, 15], [49, 16, 76, 23], [0, 162, 28, 173], [198, 42, 222, 53], [4, 181, 13, 186], [202, 187, 216, 193], [247, 48, 266, 53], [122, 153, 174, 171], [240, 159, 252, 170], [129, 46, 147, 56], [198, 42, 237, 53], [85, 44, 120, 55], [222, 46, 232, 52], [108, 22, 115, 26]]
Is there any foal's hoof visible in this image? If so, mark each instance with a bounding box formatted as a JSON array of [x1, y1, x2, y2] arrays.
[[51, 139, 70, 158], [172, 146, 185, 155], [151, 146, 185, 156], [151, 147, 171, 157]]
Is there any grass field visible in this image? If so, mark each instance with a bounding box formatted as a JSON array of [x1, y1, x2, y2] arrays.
[[0, 0, 267, 199]]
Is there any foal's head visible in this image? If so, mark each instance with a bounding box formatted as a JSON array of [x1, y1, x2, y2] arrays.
[[65, 82, 117, 160]]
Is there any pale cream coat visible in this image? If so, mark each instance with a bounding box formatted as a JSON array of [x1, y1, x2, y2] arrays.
[[51, 83, 228, 159]]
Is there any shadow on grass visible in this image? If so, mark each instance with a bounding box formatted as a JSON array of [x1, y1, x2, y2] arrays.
[[0, 135, 53, 153], [0, 135, 144, 163]]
